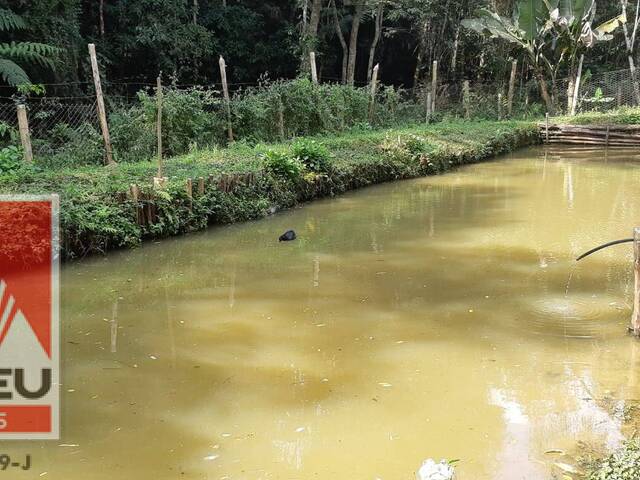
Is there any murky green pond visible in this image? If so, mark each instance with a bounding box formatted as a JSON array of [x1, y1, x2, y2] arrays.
[[10, 146, 640, 479]]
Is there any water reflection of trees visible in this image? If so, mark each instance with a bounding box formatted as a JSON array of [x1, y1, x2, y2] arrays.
[[43, 153, 640, 478]]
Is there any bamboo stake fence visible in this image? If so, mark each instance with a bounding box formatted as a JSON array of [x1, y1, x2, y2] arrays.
[[540, 123, 640, 147]]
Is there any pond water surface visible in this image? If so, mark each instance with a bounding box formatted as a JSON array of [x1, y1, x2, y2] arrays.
[[10, 146, 640, 479]]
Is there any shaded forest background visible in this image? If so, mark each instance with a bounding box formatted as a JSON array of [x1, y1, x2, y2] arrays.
[[0, 0, 630, 94]]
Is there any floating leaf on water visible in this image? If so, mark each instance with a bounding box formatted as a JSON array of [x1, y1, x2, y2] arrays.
[[553, 462, 579, 474], [416, 458, 455, 480], [544, 449, 565, 455]]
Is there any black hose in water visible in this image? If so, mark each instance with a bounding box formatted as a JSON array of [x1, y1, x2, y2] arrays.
[[576, 238, 634, 261]]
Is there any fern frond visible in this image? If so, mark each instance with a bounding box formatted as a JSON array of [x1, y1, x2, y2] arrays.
[[0, 8, 25, 32], [0, 42, 60, 68], [0, 59, 30, 86]]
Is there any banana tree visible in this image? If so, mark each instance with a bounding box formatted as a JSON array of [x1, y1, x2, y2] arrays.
[[462, 0, 622, 114], [620, 0, 640, 105], [544, 0, 624, 112], [462, 5, 556, 112]]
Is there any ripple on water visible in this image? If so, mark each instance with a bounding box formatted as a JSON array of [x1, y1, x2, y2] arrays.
[[524, 294, 626, 338]]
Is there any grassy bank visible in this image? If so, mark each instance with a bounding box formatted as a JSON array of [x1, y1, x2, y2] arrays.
[[0, 120, 538, 258], [551, 106, 640, 126]]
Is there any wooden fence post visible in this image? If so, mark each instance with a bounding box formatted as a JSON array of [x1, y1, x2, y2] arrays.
[[185, 178, 193, 211], [310, 51, 319, 85], [632, 227, 640, 336], [463, 80, 470, 119], [497, 93, 503, 120], [507, 60, 517, 117], [368, 63, 379, 123], [545, 113, 550, 143], [197, 177, 205, 195], [426, 92, 432, 124], [130, 184, 141, 225], [156, 75, 164, 179], [219, 56, 234, 143], [431, 60, 438, 113], [88, 43, 115, 166], [618, 85, 623, 107], [277, 95, 285, 140], [16, 105, 33, 163]]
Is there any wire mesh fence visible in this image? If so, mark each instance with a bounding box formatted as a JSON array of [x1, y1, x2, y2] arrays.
[[1, 67, 639, 167], [555, 68, 639, 116], [0, 97, 100, 156], [445, 68, 640, 119]]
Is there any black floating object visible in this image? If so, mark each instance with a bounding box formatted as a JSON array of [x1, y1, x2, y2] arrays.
[[279, 230, 297, 242], [576, 237, 634, 261]]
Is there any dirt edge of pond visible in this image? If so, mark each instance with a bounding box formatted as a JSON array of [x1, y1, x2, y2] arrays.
[[18, 122, 536, 259], [57, 123, 540, 259]]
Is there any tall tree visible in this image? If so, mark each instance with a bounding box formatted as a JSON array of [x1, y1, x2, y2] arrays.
[[367, 0, 385, 82], [300, 0, 324, 72], [331, 0, 349, 83], [346, 1, 365, 85], [462, 0, 622, 113]]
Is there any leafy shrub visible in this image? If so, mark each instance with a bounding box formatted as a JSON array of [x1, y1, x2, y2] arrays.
[[588, 439, 640, 480], [0, 145, 22, 173], [34, 123, 104, 167], [26, 78, 429, 166], [261, 149, 303, 181], [378, 134, 434, 165], [139, 86, 225, 154], [109, 104, 156, 163], [292, 139, 331, 172], [0, 121, 16, 148]]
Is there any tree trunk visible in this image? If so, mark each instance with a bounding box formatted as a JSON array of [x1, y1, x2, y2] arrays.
[[536, 70, 554, 114], [367, 2, 384, 83], [193, 0, 198, 24], [566, 56, 576, 113], [567, 77, 575, 113], [477, 51, 485, 80], [331, 0, 348, 84], [507, 59, 517, 116], [99, 0, 105, 37], [450, 25, 460, 74], [308, 0, 323, 39], [412, 20, 429, 94], [347, 3, 364, 86], [300, 0, 323, 72], [570, 54, 584, 115]]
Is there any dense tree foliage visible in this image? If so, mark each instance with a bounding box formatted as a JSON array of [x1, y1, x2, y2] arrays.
[[0, 0, 636, 92]]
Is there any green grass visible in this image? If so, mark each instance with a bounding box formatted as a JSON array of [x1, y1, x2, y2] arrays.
[[552, 107, 640, 125], [0, 119, 539, 259]]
